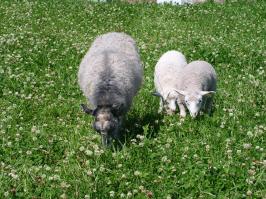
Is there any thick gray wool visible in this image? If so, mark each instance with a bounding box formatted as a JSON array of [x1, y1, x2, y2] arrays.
[[78, 32, 143, 115]]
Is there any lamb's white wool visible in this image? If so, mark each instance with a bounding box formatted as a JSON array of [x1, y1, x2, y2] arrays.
[[154, 50, 187, 115], [175, 60, 217, 118], [78, 32, 143, 146]]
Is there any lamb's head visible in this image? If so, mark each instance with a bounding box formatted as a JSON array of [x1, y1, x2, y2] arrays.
[[81, 104, 123, 146], [175, 90, 215, 118], [153, 91, 179, 115]]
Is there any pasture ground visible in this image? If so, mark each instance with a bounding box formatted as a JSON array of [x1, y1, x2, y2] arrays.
[[0, 0, 265, 198]]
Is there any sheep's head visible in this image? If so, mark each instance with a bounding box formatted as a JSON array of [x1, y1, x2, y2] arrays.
[[175, 90, 215, 118], [152, 91, 179, 115], [81, 104, 122, 146]]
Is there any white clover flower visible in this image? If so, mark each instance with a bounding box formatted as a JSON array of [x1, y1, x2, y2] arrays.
[[243, 143, 252, 149], [161, 156, 168, 162], [166, 195, 172, 199], [246, 190, 252, 196], [121, 174, 126, 179], [131, 139, 137, 143], [45, 166, 51, 171], [248, 169, 256, 176], [99, 166, 105, 172], [127, 191, 132, 198], [226, 150, 232, 154], [184, 146, 189, 151], [109, 191, 115, 197], [53, 175, 60, 180], [247, 131, 253, 137], [60, 182, 70, 188], [139, 142, 144, 147], [133, 189, 138, 194], [205, 145, 210, 152], [134, 171, 141, 176], [85, 150, 93, 156], [120, 193, 125, 198], [9, 173, 18, 179], [136, 134, 144, 140], [26, 150, 32, 155], [4, 191, 9, 197], [246, 178, 254, 184], [87, 170, 93, 176]]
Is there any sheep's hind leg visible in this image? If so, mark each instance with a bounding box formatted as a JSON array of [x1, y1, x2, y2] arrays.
[[205, 97, 213, 116]]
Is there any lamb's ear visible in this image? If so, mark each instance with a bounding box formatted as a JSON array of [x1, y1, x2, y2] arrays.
[[81, 104, 95, 115], [200, 91, 215, 97], [152, 92, 163, 98], [174, 90, 187, 96]]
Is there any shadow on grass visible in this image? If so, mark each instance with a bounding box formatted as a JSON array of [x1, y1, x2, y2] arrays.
[[112, 111, 164, 150]]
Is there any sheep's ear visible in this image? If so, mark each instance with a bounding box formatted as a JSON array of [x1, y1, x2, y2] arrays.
[[152, 92, 163, 98], [81, 104, 95, 115], [200, 91, 215, 97], [174, 90, 187, 96]]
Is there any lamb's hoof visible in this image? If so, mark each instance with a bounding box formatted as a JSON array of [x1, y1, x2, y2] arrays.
[[180, 113, 186, 118]]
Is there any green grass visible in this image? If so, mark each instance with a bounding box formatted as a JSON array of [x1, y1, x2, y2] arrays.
[[0, 0, 265, 198]]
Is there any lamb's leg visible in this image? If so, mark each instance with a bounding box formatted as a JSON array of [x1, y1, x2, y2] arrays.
[[178, 103, 186, 117], [158, 99, 163, 113], [205, 97, 213, 115]]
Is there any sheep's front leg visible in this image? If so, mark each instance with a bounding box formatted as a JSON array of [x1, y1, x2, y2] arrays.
[[158, 99, 163, 113], [178, 103, 186, 118]]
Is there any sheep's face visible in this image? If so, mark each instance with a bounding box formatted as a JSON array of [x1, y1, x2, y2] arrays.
[[164, 91, 179, 115], [175, 90, 215, 118], [93, 108, 121, 146], [80, 104, 122, 146]]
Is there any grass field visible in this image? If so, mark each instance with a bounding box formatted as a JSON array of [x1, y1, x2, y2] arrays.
[[0, 0, 265, 198]]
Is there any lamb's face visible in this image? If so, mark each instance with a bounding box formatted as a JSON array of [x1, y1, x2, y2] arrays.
[[164, 91, 179, 115], [184, 93, 203, 118], [93, 108, 121, 146], [174, 90, 216, 118]]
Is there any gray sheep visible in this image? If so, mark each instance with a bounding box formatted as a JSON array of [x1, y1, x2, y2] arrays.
[[78, 32, 143, 146], [175, 61, 217, 118]]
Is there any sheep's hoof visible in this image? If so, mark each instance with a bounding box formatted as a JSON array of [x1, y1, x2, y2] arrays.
[[180, 113, 186, 118]]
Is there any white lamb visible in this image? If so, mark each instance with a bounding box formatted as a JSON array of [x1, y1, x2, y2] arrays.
[[78, 32, 143, 146], [175, 60, 217, 118], [153, 50, 187, 115]]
